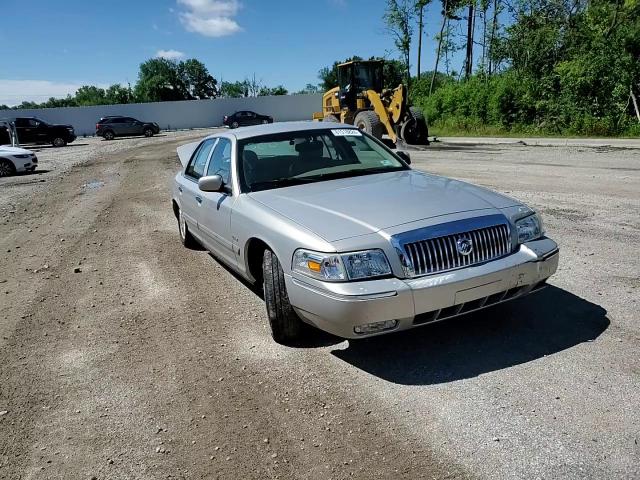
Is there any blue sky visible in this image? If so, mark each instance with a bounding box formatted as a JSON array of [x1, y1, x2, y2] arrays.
[[0, 0, 460, 105]]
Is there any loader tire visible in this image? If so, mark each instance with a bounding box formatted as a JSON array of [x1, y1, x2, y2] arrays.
[[408, 107, 429, 144], [354, 111, 384, 139]]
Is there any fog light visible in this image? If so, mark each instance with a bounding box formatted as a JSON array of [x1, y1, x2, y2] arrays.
[[353, 319, 398, 335]]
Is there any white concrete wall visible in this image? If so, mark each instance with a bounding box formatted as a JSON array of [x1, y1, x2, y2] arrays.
[[0, 94, 323, 136]]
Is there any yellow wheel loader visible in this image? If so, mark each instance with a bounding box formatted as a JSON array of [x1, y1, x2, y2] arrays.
[[313, 60, 429, 145]]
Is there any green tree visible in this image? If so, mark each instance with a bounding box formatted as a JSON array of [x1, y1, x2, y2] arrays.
[[178, 59, 218, 99], [134, 58, 187, 102], [258, 85, 288, 96], [75, 85, 107, 106], [384, 0, 415, 86], [105, 84, 133, 104], [220, 81, 248, 98]]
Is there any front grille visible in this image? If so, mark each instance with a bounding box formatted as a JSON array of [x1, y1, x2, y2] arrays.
[[404, 223, 511, 276]]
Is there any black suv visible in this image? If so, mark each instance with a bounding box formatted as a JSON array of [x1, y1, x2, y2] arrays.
[[96, 116, 160, 140], [0, 117, 76, 147], [223, 111, 273, 128]]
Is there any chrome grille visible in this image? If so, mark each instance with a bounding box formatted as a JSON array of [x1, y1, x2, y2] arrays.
[[404, 223, 511, 276]]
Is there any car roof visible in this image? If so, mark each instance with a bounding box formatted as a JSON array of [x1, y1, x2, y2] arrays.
[[215, 121, 357, 141]]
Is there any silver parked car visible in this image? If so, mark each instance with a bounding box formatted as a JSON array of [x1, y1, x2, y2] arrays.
[[172, 122, 558, 345]]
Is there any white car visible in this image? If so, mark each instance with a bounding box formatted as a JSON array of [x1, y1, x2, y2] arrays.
[[0, 145, 38, 177]]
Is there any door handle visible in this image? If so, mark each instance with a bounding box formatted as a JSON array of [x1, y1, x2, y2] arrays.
[[178, 186, 183, 193], [195, 196, 202, 204]]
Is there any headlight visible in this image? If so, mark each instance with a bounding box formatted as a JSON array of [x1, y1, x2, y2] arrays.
[[292, 249, 391, 282], [515, 214, 543, 243]]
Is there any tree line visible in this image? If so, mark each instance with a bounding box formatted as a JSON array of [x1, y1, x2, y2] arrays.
[[0, 57, 311, 111], [381, 0, 640, 136]]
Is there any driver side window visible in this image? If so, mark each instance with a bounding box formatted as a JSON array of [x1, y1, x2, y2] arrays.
[[206, 138, 232, 185], [185, 139, 215, 179]]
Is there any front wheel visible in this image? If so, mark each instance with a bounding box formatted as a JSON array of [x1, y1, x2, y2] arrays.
[[144, 128, 154, 137], [231, 121, 239, 129], [103, 130, 115, 140], [52, 137, 67, 147], [263, 249, 304, 345], [354, 111, 384, 139], [0, 159, 15, 177]]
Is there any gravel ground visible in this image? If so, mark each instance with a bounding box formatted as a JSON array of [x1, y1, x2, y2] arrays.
[[0, 134, 638, 479]]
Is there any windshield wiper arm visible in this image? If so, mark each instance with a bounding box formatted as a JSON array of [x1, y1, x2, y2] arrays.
[[305, 168, 402, 182], [249, 177, 315, 191]]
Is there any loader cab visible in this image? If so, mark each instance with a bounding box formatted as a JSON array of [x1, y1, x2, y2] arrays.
[[337, 61, 384, 111]]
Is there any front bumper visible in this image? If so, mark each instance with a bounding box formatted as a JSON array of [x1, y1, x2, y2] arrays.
[[286, 238, 559, 339]]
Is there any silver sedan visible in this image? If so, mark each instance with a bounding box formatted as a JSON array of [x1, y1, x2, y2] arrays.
[[172, 122, 558, 345]]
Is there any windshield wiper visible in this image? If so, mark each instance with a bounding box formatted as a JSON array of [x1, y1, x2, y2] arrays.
[[304, 167, 402, 182], [249, 177, 315, 191]]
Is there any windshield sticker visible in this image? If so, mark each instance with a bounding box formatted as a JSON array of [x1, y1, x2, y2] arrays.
[[331, 129, 362, 137]]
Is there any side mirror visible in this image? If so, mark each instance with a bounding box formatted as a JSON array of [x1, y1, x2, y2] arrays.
[[397, 151, 411, 165], [198, 175, 224, 192]]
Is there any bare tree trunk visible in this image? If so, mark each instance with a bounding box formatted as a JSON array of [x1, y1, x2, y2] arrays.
[[430, 0, 448, 96], [417, 4, 424, 80], [464, 1, 475, 79], [481, 1, 488, 79], [444, 17, 450, 75], [631, 85, 640, 123], [488, 0, 498, 76]]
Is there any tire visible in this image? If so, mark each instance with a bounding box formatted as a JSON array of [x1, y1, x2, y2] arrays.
[[231, 121, 239, 129], [0, 159, 16, 177], [144, 128, 154, 137], [354, 110, 384, 139], [103, 130, 115, 141], [177, 206, 198, 248], [52, 137, 67, 147], [262, 119, 269, 124], [323, 114, 339, 123], [262, 249, 304, 345], [408, 106, 429, 143]]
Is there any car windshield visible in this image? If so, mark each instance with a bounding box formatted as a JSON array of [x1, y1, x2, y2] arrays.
[[238, 128, 408, 192]]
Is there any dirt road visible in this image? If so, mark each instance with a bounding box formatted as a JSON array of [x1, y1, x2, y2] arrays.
[[0, 135, 638, 479]]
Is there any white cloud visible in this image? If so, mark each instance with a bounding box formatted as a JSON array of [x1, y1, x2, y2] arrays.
[[0, 79, 91, 106], [177, 0, 242, 37], [156, 49, 186, 60]]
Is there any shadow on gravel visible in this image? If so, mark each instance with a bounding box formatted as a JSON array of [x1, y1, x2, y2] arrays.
[[29, 143, 90, 150], [102, 134, 168, 142], [17, 169, 51, 176], [331, 286, 609, 385]]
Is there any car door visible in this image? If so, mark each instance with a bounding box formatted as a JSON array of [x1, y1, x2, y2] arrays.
[[197, 137, 236, 266], [121, 117, 137, 135], [237, 111, 249, 126], [14, 119, 33, 143], [109, 117, 126, 135], [129, 118, 144, 135], [175, 138, 217, 241], [31, 119, 50, 143]]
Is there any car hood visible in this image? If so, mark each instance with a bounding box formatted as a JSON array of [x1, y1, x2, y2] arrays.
[[249, 170, 520, 242], [0, 145, 33, 155]]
